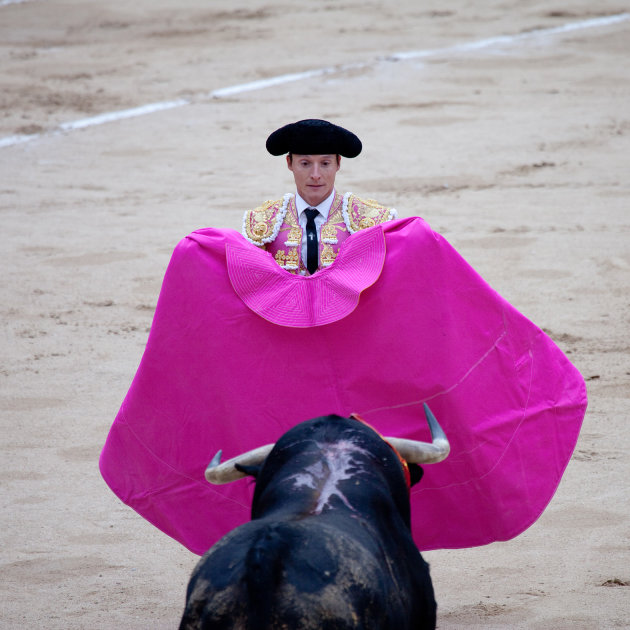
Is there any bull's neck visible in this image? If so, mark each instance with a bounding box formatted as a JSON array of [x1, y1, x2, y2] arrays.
[[281, 439, 370, 517]]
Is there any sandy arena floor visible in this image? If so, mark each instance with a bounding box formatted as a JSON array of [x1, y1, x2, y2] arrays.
[[1, 1, 629, 628]]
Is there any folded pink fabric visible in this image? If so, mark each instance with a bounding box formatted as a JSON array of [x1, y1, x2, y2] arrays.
[[100, 217, 587, 555], [226, 225, 386, 327]]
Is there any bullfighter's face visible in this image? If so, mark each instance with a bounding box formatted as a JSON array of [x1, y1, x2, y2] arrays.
[[287, 153, 340, 207]]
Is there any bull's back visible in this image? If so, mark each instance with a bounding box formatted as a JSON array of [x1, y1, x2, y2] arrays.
[[179, 517, 435, 630]]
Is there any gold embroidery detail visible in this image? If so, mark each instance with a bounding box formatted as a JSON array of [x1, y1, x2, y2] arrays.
[[274, 250, 286, 266], [359, 217, 376, 229], [321, 223, 338, 243], [363, 198, 383, 209], [286, 248, 299, 267], [328, 194, 344, 221], [286, 225, 302, 245], [244, 199, 284, 245], [253, 222, 270, 238], [253, 200, 277, 222], [284, 200, 300, 227], [347, 194, 393, 232], [321, 244, 337, 266]]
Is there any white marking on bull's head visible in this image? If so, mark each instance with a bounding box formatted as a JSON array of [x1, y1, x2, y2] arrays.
[[289, 440, 370, 515]]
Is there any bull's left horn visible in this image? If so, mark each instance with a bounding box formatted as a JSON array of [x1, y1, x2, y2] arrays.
[[205, 443, 275, 484], [386, 403, 450, 464]]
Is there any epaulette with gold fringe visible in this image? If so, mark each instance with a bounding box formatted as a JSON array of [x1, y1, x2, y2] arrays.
[[242, 194, 292, 246], [342, 193, 397, 233]]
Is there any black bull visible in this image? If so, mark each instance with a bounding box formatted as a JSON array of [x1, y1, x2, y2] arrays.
[[179, 408, 449, 630]]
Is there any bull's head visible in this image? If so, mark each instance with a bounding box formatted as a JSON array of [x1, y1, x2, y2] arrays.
[[205, 403, 449, 484]]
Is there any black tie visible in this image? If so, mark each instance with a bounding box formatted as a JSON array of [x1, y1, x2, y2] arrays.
[[304, 208, 319, 274]]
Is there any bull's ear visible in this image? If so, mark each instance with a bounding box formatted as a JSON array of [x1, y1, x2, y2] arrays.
[[408, 464, 424, 487], [235, 463, 262, 478]]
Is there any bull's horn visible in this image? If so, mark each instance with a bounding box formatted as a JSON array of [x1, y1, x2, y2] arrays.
[[205, 443, 275, 484], [385, 403, 450, 464]]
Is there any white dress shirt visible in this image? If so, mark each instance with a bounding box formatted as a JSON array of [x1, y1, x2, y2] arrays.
[[294, 189, 336, 273]]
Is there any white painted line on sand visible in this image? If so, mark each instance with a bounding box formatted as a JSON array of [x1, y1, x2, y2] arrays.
[[57, 98, 191, 132], [0, 99, 191, 148], [209, 67, 346, 98], [0, 133, 38, 148], [387, 12, 630, 61], [1, 13, 628, 149]]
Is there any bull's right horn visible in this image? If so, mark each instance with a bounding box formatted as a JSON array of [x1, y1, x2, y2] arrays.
[[205, 443, 275, 484], [386, 403, 450, 464]]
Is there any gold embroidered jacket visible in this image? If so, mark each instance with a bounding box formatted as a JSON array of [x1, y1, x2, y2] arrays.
[[241, 192, 397, 274]]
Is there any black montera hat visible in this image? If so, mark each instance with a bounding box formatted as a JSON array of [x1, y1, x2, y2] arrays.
[[266, 119, 362, 158]]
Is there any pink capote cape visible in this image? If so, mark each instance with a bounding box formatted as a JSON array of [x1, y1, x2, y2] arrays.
[[99, 217, 587, 555]]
